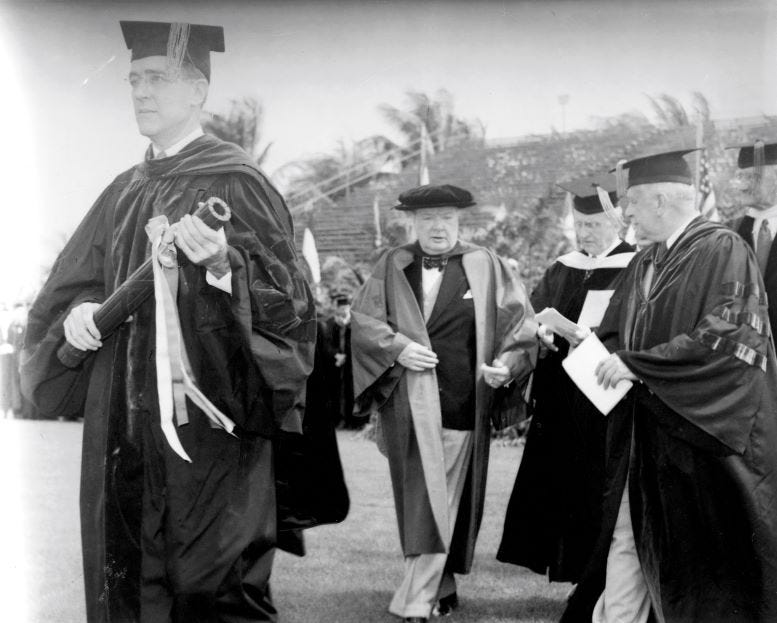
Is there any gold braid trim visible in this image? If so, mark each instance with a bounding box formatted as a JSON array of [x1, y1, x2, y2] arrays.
[[715, 307, 768, 335], [697, 331, 767, 371], [720, 281, 767, 305]]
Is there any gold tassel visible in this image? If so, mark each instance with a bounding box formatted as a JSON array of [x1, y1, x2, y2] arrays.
[[596, 185, 626, 228], [615, 159, 628, 200], [753, 139, 765, 199], [166, 22, 190, 78]]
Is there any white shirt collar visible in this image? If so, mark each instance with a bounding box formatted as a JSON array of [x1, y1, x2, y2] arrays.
[[747, 205, 777, 230], [152, 127, 204, 158], [666, 215, 697, 250]]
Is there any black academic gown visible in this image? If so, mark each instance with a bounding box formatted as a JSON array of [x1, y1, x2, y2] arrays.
[[319, 317, 362, 428], [563, 218, 777, 623], [22, 135, 322, 623], [729, 214, 777, 342], [497, 241, 634, 582]]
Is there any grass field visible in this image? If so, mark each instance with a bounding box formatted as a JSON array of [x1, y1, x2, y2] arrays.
[[0, 420, 569, 622]]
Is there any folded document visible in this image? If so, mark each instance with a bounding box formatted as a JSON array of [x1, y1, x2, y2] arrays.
[[561, 333, 632, 416]]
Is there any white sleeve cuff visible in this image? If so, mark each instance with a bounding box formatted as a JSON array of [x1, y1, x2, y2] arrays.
[[206, 270, 232, 295]]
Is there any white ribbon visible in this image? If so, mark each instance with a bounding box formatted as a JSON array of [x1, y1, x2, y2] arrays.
[[145, 216, 236, 463]]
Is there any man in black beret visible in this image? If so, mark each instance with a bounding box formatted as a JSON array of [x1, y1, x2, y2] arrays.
[[562, 151, 777, 623], [351, 184, 538, 622], [726, 140, 777, 342], [497, 175, 635, 585], [22, 20, 318, 623]]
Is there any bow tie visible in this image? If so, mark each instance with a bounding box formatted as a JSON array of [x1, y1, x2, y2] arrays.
[[422, 256, 448, 271]]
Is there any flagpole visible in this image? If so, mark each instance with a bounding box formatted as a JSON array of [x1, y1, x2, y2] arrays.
[[419, 123, 430, 185], [373, 195, 382, 248]]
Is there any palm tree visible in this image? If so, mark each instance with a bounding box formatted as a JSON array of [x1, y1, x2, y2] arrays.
[[379, 89, 484, 157], [202, 96, 273, 167], [644, 92, 711, 129]]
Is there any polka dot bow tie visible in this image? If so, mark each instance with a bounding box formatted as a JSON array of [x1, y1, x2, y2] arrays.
[[422, 256, 448, 270]]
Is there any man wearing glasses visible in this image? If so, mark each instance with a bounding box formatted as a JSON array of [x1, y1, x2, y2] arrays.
[[23, 21, 316, 622]]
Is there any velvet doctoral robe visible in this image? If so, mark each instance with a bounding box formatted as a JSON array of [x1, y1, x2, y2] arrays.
[[497, 240, 634, 582], [351, 242, 537, 573], [729, 214, 777, 343], [563, 217, 777, 623], [22, 134, 319, 622]]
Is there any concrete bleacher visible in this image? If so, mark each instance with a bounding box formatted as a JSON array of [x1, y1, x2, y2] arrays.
[[290, 117, 777, 266]]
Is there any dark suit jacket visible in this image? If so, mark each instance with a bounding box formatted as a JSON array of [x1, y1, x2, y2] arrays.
[[404, 255, 476, 430], [729, 215, 777, 341]]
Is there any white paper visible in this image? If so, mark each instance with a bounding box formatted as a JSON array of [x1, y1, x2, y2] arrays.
[[535, 307, 583, 337], [561, 333, 632, 416], [577, 289, 615, 329]]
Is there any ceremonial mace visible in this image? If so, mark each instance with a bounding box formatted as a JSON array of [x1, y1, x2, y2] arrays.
[[56, 197, 232, 369]]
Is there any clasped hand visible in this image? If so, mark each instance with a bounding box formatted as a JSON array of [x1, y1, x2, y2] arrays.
[[595, 354, 637, 389], [481, 358, 511, 388], [397, 342, 438, 371], [163, 213, 229, 278]]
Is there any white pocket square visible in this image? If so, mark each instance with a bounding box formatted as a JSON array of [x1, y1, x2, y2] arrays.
[[463, 290, 473, 299]]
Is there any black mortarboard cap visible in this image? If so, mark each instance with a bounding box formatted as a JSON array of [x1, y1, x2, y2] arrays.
[[120, 20, 225, 81], [394, 184, 476, 211], [728, 140, 777, 169], [614, 149, 698, 188], [558, 174, 617, 215]]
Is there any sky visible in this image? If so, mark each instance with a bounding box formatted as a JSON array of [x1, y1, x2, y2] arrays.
[[1, 0, 776, 303]]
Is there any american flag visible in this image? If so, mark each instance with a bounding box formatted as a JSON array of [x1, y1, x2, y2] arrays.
[[697, 150, 719, 221]]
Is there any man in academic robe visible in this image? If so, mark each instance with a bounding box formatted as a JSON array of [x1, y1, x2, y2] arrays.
[[726, 139, 777, 340], [497, 175, 635, 583], [351, 184, 538, 623], [562, 150, 777, 623], [21, 21, 318, 623]]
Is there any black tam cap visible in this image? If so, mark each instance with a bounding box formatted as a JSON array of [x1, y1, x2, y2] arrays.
[[558, 174, 617, 215], [394, 184, 476, 211], [331, 294, 352, 306], [728, 140, 777, 169], [614, 149, 698, 188], [120, 20, 225, 81]]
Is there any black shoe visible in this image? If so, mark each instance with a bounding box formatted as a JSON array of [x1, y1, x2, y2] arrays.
[[433, 592, 459, 617], [404, 618, 428, 622]]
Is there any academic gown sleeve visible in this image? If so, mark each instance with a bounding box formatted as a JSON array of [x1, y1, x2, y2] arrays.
[[612, 234, 768, 454], [21, 184, 115, 418], [184, 172, 316, 435], [350, 250, 413, 403]]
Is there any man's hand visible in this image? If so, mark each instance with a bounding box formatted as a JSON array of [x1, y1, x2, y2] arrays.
[[397, 342, 438, 371], [556, 325, 591, 347], [165, 213, 230, 278], [595, 354, 637, 389], [63, 302, 102, 351], [481, 358, 511, 388], [537, 324, 558, 352]]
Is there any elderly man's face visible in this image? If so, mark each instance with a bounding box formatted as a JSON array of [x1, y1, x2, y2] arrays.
[[624, 186, 665, 246], [128, 56, 206, 147], [414, 207, 459, 255], [728, 167, 777, 210], [573, 210, 620, 256], [333, 303, 351, 326]]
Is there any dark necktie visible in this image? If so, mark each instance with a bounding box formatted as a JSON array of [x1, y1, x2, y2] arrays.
[[422, 256, 448, 271], [642, 243, 667, 297], [756, 219, 772, 275]]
